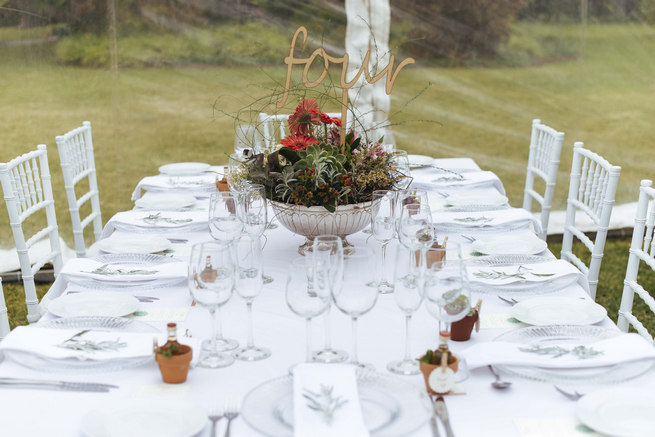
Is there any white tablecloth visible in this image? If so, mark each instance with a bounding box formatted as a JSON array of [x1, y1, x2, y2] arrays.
[[1, 158, 653, 437]]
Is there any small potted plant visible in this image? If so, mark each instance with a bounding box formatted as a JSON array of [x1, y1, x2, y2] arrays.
[[418, 344, 459, 395], [154, 323, 192, 384], [451, 299, 482, 342]]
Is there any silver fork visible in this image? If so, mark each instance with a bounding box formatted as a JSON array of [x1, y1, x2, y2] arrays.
[[554, 385, 584, 400], [223, 400, 240, 437], [497, 295, 519, 305], [460, 234, 476, 242], [208, 402, 224, 437]]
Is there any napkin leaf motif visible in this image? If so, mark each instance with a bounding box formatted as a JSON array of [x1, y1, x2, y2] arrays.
[[302, 385, 348, 426], [473, 265, 555, 280], [142, 212, 193, 225], [57, 330, 127, 353], [453, 216, 492, 223], [433, 175, 466, 183], [518, 344, 603, 360], [82, 264, 158, 276]]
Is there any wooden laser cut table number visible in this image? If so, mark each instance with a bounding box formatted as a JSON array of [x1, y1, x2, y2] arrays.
[[277, 26, 416, 152]]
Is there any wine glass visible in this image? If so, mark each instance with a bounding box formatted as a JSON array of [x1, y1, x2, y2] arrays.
[[227, 153, 248, 192], [188, 241, 235, 368], [387, 244, 424, 375], [311, 235, 349, 363], [286, 257, 330, 365], [398, 203, 434, 250], [395, 189, 429, 234], [233, 236, 271, 361], [423, 242, 471, 379], [331, 247, 378, 370], [209, 192, 243, 243], [371, 190, 396, 293], [237, 184, 274, 284], [390, 150, 412, 190]]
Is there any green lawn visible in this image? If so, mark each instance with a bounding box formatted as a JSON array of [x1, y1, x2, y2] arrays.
[[1, 22, 654, 330]]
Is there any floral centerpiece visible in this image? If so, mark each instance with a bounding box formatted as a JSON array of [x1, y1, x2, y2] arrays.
[[233, 99, 405, 253]]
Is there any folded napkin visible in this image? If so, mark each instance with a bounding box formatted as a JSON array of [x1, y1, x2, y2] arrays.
[[0, 326, 155, 361], [60, 257, 187, 283], [131, 174, 216, 200], [462, 333, 655, 370], [412, 170, 505, 195], [429, 188, 509, 212], [102, 210, 208, 238], [293, 364, 369, 437], [433, 208, 542, 234], [468, 259, 581, 286]]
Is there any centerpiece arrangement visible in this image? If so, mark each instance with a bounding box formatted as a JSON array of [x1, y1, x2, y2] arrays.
[[231, 98, 406, 254]]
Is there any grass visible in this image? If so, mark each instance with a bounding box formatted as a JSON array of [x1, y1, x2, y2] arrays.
[[0, 22, 654, 330]]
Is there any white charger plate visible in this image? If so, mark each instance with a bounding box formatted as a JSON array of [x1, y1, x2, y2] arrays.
[[81, 398, 207, 437], [407, 154, 434, 168], [96, 234, 171, 254], [472, 234, 547, 255], [577, 387, 655, 437], [158, 162, 210, 176], [134, 193, 196, 210], [512, 297, 607, 325], [48, 291, 140, 318]]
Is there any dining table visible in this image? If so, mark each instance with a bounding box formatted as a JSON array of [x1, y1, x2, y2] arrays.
[[0, 156, 653, 437]]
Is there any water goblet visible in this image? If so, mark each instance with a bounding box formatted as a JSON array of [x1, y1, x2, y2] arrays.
[[227, 153, 248, 192], [311, 235, 349, 363], [286, 257, 331, 366], [209, 192, 243, 243], [398, 203, 434, 250], [331, 247, 378, 370], [237, 184, 274, 284], [390, 150, 412, 190], [371, 190, 396, 293], [387, 244, 424, 375], [233, 236, 271, 361], [188, 241, 235, 368]]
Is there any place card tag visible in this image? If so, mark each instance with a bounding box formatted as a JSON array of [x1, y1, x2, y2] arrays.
[[428, 366, 456, 394]]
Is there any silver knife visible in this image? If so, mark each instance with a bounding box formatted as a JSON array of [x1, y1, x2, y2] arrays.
[[435, 396, 455, 437], [0, 377, 118, 392]]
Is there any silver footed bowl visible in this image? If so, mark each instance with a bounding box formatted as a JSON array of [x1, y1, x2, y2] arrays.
[[270, 200, 373, 255]]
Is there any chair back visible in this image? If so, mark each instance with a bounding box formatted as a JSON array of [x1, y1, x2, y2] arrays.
[[560, 142, 621, 300], [0, 144, 63, 322], [617, 180, 655, 341], [55, 121, 102, 257], [0, 278, 9, 339], [522, 119, 565, 240]]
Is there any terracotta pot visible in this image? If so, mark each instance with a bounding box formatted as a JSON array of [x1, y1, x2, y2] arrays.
[[418, 354, 459, 395], [451, 311, 480, 342], [155, 345, 192, 384]]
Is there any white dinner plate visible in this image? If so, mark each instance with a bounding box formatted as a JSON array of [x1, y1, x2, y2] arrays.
[[512, 297, 607, 326], [158, 162, 210, 176], [96, 234, 171, 254], [81, 398, 207, 437], [48, 291, 140, 318], [577, 387, 655, 437], [134, 193, 196, 210], [407, 154, 434, 168], [472, 234, 547, 255]]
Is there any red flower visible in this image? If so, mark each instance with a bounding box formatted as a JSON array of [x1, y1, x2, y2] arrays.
[[280, 135, 318, 151], [288, 99, 321, 135], [331, 117, 341, 127]]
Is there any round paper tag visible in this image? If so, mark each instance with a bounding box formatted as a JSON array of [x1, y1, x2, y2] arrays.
[[428, 366, 456, 394]]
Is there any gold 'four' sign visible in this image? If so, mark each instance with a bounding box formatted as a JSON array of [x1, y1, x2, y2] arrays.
[[278, 26, 415, 148]]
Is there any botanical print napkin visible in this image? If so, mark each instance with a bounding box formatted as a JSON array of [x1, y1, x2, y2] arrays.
[[60, 257, 187, 282], [412, 170, 506, 195], [132, 174, 216, 200], [293, 364, 369, 437], [432, 208, 542, 234], [102, 210, 208, 238], [462, 333, 655, 370]]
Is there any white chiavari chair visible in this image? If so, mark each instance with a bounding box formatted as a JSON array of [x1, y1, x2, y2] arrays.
[[0, 278, 9, 339], [560, 142, 621, 301], [0, 145, 63, 323], [522, 119, 565, 240], [617, 180, 655, 341], [55, 121, 102, 257]]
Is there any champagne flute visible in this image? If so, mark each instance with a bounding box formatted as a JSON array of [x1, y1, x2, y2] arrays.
[[237, 184, 274, 284], [286, 257, 330, 365], [233, 236, 271, 361], [188, 241, 235, 368], [311, 235, 348, 363], [332, 247, 378, 370], [371, 190, 396, 293], [387, 244, 424, 375]]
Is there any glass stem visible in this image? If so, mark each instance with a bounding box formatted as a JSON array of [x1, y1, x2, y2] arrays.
[[380, 241, 388, 283], [305, 318, 312, 362], [246, 301, 255, 348], [209, 307, 218, 354], [403, 314, 412, 361], [323, 305, 332, 350], [351, 316, 359, 365], [215, 306, 225, 341]]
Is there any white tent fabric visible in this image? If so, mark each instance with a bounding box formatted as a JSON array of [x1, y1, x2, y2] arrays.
[[345, 0, 394, 144]]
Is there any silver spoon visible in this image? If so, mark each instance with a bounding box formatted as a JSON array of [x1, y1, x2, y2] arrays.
[[489, 365, 512, 389]]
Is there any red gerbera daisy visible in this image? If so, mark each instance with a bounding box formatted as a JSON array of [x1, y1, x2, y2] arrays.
[[319, 112, 332, 124], [280, 134, 318, 151], [288, 99, 321, 135]]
